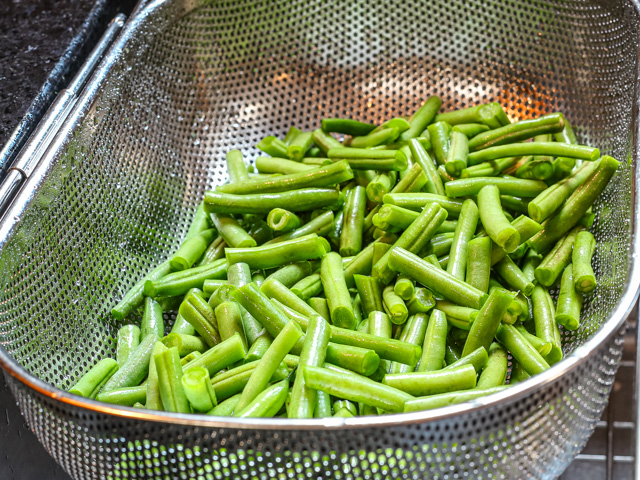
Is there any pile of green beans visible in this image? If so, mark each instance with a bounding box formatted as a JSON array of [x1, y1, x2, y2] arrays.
[[70, 98, 617, 418]]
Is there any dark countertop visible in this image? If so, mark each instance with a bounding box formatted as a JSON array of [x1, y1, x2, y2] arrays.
[[0, 1, 134, 478]]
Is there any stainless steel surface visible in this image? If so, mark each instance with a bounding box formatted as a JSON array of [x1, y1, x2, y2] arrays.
[[0, 14, 126, 214], [0, 0, 638, 478]]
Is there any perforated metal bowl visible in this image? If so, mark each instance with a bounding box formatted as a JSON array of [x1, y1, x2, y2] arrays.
[[0, 0, 639, 478]]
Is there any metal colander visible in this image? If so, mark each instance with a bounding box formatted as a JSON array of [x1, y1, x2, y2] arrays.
[[0, 0, 639, 478]]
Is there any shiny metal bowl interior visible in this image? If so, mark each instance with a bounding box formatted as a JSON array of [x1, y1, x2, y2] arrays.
[[0, 0, 639, 478]]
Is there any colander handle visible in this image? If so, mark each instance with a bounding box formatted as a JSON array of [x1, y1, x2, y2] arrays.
[[0, 13, 127, 217]]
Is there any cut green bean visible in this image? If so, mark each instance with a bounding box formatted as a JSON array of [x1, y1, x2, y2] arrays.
[[416, 309, 448, 372], [182, 333, 247, 377], [406, 287, 436, 315], [495, 324, 550, 376], [256, 156, 317, 174], [515, 326, 552, 356], [573, 231, 597, 294], [408, 138, 445, 195], [211, 360, 287, 401], [96, 385, 147, 406], [236, 379, 289, 418], [162, 333, 208, 357], [321, 252, 357, 329], [382, 285, 409, 325], [141, 297, 164, 339], [322, 118, 376, 136], [435, 103, 509, 128], [349, 127, 401, 148], [116, 325, 141, 367], [112, 260, 172, 321], [207, 393, 242, 416], [535, 226, 582, 287], [532, 285, 562, 364], [399, 96, 442, 141], [179, 289, 221, 347], [215, 301, 248, 350], [170, 228, 217, 271], [478, 185, 520, 253], [264, 261, 312, 288], [155, 347, 190, 413], [354, 275, 383, 317], [442, 346, 488, 373], [555, 264, 583, 331], [235, 321, 302, 414], [384, 364, 477, 396], [145, 341, 168, 410], [383, 192, 464, 218], [340, 185, 366, 256], [226, 234, 327, 270], [445, 131, 469, 176], [245, 333, 273, 363], [490, 215, 542, 265], [494, 256, 535, 296], [302, 365, 412, 413], [312, 128, 343, 155], [287, 131, 313, 161], [528, 157, 618, 254], [204, 188, 340, 215], [462, 287, 515, 356], [427, 121, 451, 166], [468, 142, 599, 166], [69, 358, 119, 399], [144, 259, 228, 298], [476, 344, 508, 389], [266, 209, 302, 233], [181, 366, 217, 413], [257, 136, 288, 157], [208, 284, 238, 309], [446, 176, 548, 198], [452, 123, 490, 138], [436, 300, 478, 330], [264, 210, 334, 245], [366, 171, 397, 203], [394, 274, 415, 301], [447, 199, 479, 280], [389, 247, 488, 309], [290, 273, 322, 300], [102, 334, 158, 392], [403, 386, 509, 412], [309, 297, 331, 322], [465, 236, 492, 293], [461, 157, 519, 178]]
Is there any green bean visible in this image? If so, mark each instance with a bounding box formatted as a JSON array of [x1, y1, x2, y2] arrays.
[[322, 118, 376, 136], [349, 127, 401, 148], [531, 285, 562, 364], [514, 326, 552, 356], [144, 259, 227, 298], [181, 366, 217, 413], [329, 152, 408, 171], [415, 309, 447, 372], [69, 358, 119, 399], [102, 334, 158, 392], [393, 161, 430, 193], [426, 121, 451, 166], [211, 360, 288, 401], [333, 399, 358, 417], [311, 128, 342, 155], [494, 256, 535, 296], [256, 156, 317, 175], [382, 192, 463, 218], [321, 251, 357, 329], [384, 364, 476, 396], [555, 265, 583, 331], [112, 261, 172, 321], [445, 344, 461, 366], [394, 274, 415, 301], [388, 313, 429, 374], [452, 123, 491, 138], [245, 333, 273, 363], [403, 386, 509, 412], [444, 131, 469, 176], [116, 325, 141, 367], [96, 385, 147, 406], [265, 208, 301, 233], [264, 261, 312, 288], [461, 286, 515, 356], [162, 333, 208, 357], [325, 343, 380, 376], [435, 103, 509, 128], [435, 301, 477, 330], [303, 365, 412, 413], [573, 231, 597, 294], [535, 226, 582, 287], [140, 297, 164, 340], [371, 242, 393, 268], [489, 216, 542, 266], [499, 195, 530, 216], [201, 279, 229, 297], [529, 156, 619, 253], [144, 341, 168, 410], [424, 253, 443, 270], [382, 285, 409, 325], [340, 185, 366, 256], [257, 136, 288, 158], [226, 234, 327, 270], [184, 201, 211, 241], [406, 287, 436, 315], [398, 96, 442, 141], [441, 346, 486, 374], [366, 171, 397, 203], [207, 284, 238, 310], [374, 203, 448, 284], [180, 350, 202, 366], [463, 236, 492, 294], [327, 207, 344, 249], [195, 236, 227, 266], [461, 157, 519, 178], [207, 393, 242, 416], [288, 273, 322, 300], [389, 247, 487, 309], [468, 112, 564, 151], [180, 333, 247, 378], [445, 199, 479, 280], [495, 324, 550, 377], [204, 188, 340, 215], [215, 301, 248, 349], [287, 131, 313, 161], [236, 379, 290, 418], [155, 347, 190, 413], [234, 321, 302, 413], [475, 344, 508, 389], [288, 315, 331, 419], [409, 139, 446, 196], [477, 185, 520, 252], [233, 283, 295, 341], [283, 126, 303, 145], [528, 160, 600, 223], [264, 210, 334, 245], [354, 275, 383, 317], [309, 297, 331, 322], [447, 178, 548, 201], [179, 289, 221, 347], [169, 228, 217, 271], [312, 390, 331, 418], [468, 142, 599, 166], [303, 155, 331, 166]]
